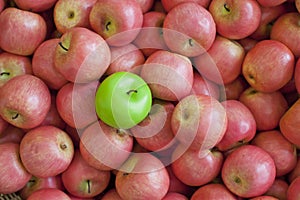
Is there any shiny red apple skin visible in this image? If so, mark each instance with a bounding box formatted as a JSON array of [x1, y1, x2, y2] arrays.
[[250, 4, 287, 40], [251, 130, 297, 177], [130, 99, 175, 152], [62, 150, 111, 198], [20, 125, 74, 178], [217, 100, 256, 151], [287, 177, 300, 200], [115, 153, 170, 200], [106, 43, 145, 75], [0, 0, 5, 12], [191, 70, 220, 100], [13, 0, 57, 12], [133, 11, 168, 57], [27, 188, 71, 200], [280, 98, 300, 147], [19, 175, 64, 200], [135, 0, 154, 13], [54, 27, 111, 83], [220, 76, 249, 101], [0, 7, 47, 56], [163, 2, 216, 57], [161, 0, 211, 11], [0, 52, 32, 88], [0, 142, 32, 194], [239, 87, 288, 131], [0, 125, 25, 144], [0, 74, 51, 129], [270, 12, 300, 57], [79, 120, 133, 171], [193, 35, 245, 85], [171, 94, 227, 151], [101, 189, 122, 200], [140, 50, 194, 101], [289, 156, 300, 183], [171, 145, 224, 187], [295, 58, 300, 94], [32, 38, 68, 90], [242, 40, 295, 93], [54, 0, 97, 34], [191, 183, 237, 200], [221, 145, 276, 198], [265, 178, 289, 200], [89, 0, 143, 46], [209, 0, 261, 40], [256, 0, 287, 8], [56, 81, 98, 129], [162, 192, 188, 200]]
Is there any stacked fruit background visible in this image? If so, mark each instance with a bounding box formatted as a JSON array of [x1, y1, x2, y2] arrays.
[[0, 0, 300, 199]]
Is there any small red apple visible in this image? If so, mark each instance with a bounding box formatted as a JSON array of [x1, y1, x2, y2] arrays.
[[161, 0, 211, 11], [13, 0, 58, 12], [101, 189, 122, 200], [27, 188, 71, 200], [265, 178, 289, 200], [20, 125, 74, 178], [287, 177, 300, 200], [0, 125, 25, 144], [191, 183, 237, 200], [162, 192, 188, 200]]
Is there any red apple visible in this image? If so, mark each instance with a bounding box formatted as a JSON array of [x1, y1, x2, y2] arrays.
[[221, 145, 276, 198], [295, 58, 300, 94], [193, 35, 245, 85], [54, 27, 111, 83], [163, 192, 188, 200], [249, 196, 279, 200], [239, 87, 288, 131], [54, 0, 97, 34], [140, 50, 194, 101], [62, 150, 111, 198], [130, 99, 175, 153], [0, 52, 32, 88], [101, 189, 122, 200], [242, 40, 295, 93], [0, 7, 47, 56], [0, 74, 51, 129], [0, 142, 31, 194], [237, 37, 258, 53], [89, 0, 143, 46], [56, 81, 98, 129], [19, 175, 64, 199], [256, 0, 287, 7], [171, 145, 224, 187], [296, 0, 300, 12], [270, 12, 300, 57], [79, 120, 133, 171], [190, 70, 220, 100], [161, 0, 211, 11], [0, 0, 5, 12], [191, 183, 237, 200], [279, 98, 300, 147], [250, 4, 287, 40], [171, 94, 227, 151], [251, 130, 297, 177], [216, 100, 256, 151], [135, 0, 154, 13], [32, 38, 68, 90], [27, 188, 71, 200], [163, 2, 216, 57], [209, 0, 261, 40], [220, 76, 249, 101], [289, 156, 300, 183], [265, 178, 289, 200], [0, 125, 25, 144], [20, 125, 74, 178], [133, 11, 168, 57], [115, 153, 170, 200], [13, 0, 57, 12], [106, 43, 145, 75], [287, 176, 300, 200]]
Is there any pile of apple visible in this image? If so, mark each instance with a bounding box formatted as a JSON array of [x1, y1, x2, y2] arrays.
[[1, 0, 300, 199]]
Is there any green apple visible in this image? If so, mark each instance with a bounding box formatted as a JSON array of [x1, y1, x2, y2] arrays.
[[95, 71, 152, 129]]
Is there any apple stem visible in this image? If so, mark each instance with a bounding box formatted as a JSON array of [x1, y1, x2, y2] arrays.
[[105, 21, 111, 31], [224, 3, 230, 12], [126, 89, 138, 95], [188, 39, 194, 47], [0, 72, 10, 76], [12, 113, 19, 120], [58, 42, 69, 51], [60, 143, 68, 150], [87, 180, 91, 193]]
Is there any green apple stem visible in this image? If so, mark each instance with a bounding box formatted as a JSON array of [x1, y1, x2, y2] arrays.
[[126, 89, 138, 95], [224, 3, 230, 12], [58, 42, 69, 51]]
